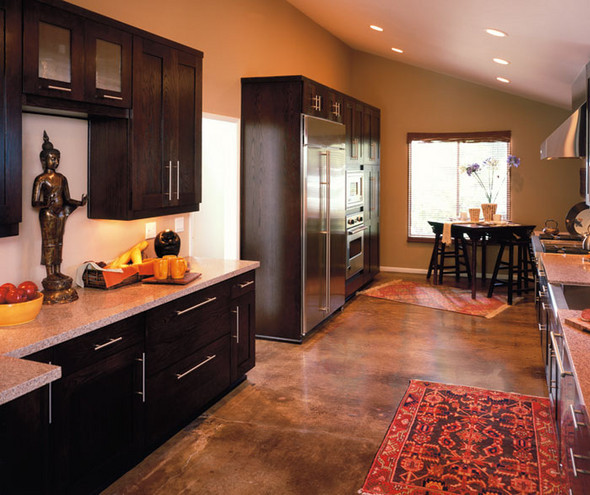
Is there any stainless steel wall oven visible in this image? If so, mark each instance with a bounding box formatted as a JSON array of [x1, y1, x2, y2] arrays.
[[346, 212, 366, 279]]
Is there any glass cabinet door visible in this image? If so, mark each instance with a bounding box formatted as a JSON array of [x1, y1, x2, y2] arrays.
[[23, 1, 84, 100], [85, 21, 132, 107]]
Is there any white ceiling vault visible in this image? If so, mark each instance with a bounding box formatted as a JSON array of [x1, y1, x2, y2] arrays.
[[285, 0, 590, 109]]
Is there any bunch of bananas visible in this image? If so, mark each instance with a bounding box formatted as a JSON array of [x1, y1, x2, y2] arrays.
[[106, 240, 149, 269]]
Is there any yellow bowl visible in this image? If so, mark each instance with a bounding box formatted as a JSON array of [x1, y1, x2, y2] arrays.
[[0, 292, 44, 326]]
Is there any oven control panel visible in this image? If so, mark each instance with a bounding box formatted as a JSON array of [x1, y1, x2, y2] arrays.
[[346, 213, 364, 229]]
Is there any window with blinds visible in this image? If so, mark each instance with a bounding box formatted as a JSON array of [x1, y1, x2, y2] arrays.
[[408, 131, 512, 240]]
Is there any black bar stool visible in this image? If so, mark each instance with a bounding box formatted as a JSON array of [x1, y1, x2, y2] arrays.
[[427, 221, 472, 285], [486, 225, 536, 304]]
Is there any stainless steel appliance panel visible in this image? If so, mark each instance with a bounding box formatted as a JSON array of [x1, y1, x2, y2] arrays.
[[302, 115, 345, 336]]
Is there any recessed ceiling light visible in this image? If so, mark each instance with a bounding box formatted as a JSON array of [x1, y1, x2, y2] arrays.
[[496, 77, 510, 84], [493, 58, 510, 65], [391, 47, 403, 54], [486, 28, 507, 37], [370, 25, 383, 32]]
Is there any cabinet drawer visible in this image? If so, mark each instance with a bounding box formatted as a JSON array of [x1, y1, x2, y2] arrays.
[[146, 283, 230, 375], [230, 271, 256, 299], [53, 315, 144, 375], [145, 335, 230, 447]]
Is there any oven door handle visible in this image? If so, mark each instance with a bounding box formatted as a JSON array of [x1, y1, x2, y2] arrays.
[[348, 225, 368, 235]]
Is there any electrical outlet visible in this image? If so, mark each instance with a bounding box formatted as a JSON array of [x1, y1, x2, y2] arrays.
[[175, 217, 184, 233], [145, 222, 157, 239]]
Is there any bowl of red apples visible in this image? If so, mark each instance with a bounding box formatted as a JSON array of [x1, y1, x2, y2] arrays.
[[0, 281, 43, 326]]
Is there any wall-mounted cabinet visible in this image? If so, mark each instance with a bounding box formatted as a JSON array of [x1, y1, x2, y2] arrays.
[[23, 0, 132, 108], [88, 36, 202, 220], [0, 0, 22, 238]]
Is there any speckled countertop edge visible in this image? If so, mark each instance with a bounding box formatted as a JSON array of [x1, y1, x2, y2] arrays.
[[0, 356, 61, 406], [538, 249, 590, 409], [0, 258, 259, 405]]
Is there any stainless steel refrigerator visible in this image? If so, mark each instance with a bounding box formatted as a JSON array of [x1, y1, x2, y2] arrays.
[[240, 78, 347, 342], [301, 115, 346, 335]]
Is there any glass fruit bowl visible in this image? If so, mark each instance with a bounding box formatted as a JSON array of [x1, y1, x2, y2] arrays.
[[0, 292, 44, 326]]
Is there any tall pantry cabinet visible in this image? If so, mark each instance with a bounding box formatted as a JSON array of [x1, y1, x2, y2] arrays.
[[241, 76, 380, 342]]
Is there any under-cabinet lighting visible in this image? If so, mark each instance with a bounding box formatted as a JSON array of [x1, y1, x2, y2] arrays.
[[391, 47, 403, 54], [370, 25, 383, 32], [493, 58, 510, 65], [486, 28, 507, 37], [496, 76, 510, 83]]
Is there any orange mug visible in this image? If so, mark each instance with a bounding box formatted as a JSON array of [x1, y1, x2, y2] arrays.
[[153, 258, 169, 280], [170, 257, 187, 279]]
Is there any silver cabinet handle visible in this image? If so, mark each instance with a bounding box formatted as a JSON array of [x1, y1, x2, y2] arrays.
[[47, 84, 71, 92], [239, 280, 254, 289], [570, 403, 587, 429], [101, 94, 124, 101], [167, 160, 173, 200], [176, 296, 217, 316], [176, 160, 180, 200], [94, 336, 123, 351], [176, 354, 216, 380], [232, 306, 240, 343], [538, 323, 547, 332], [570, 448, 590, 476], [549, 331, 572, 377], [135, 353, 146, 402]]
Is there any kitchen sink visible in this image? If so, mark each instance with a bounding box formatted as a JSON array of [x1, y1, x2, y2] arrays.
[[560, 284, 590, 310]]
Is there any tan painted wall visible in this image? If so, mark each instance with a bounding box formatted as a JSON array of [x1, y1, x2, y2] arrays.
[[1, 0, 353, 285], [69, 0, 354, 116], [0, 0, 579, 287], [349, 51, 576, 271]]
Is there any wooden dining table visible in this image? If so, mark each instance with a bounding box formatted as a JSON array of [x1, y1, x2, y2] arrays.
[[428, 221, 535, 299]]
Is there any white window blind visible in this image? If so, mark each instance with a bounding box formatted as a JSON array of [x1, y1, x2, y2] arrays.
[[408, 131, 512, 240]]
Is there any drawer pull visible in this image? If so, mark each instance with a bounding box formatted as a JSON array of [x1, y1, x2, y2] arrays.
[[136, 353, 146, 403], [176, 354, 216, 380], [238, 280, 254, 289], [101, 94, 124, 101], [569, 448, 590, 476], [232, 306, 240, 343], [176, 297, 217, 316], [47, 84, 72, 92], [550, 332, 573, 377], [570, 404, 587, 429], [94, 336, 123, 351]]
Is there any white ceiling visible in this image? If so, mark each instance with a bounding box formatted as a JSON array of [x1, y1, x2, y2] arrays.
[[286, 0, 590, 110]]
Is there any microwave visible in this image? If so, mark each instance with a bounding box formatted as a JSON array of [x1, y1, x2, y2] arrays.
[[346, 170, 364, 209]]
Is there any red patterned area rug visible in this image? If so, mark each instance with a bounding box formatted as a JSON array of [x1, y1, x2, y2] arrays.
[[359, 280, 512, 318], [360, 380, 567, 495]]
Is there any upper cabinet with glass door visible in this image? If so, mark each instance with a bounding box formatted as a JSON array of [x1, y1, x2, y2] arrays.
[[23, 0, 131, 108]]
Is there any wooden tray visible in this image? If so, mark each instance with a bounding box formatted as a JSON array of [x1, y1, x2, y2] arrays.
[[142, 272, 201, 285], [565, 317, 590, 333]]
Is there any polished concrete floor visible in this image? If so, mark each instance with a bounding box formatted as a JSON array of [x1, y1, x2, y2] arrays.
[[102, 272, 546, 494]]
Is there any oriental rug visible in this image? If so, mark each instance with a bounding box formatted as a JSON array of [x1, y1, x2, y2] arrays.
[[359, 280, 511, 318], [360, 380, 566, 495]]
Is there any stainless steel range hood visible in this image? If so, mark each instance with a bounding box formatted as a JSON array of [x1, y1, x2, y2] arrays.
[[540, 102, 586, 159]]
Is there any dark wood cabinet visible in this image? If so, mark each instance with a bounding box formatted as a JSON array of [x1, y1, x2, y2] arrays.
[[343, 98, 363, 166], [230, 273, 256, 382], [83, 20, 132, 107], [0, 386, 50, 495], [364, 164, 380, 278], [0, 0, 22, 238], [51, 316, 145, 495], [130, 36, 202, 217], [89, 35, 202, 220], [23, 0, 131, 108], [0, 271, 257, 494]]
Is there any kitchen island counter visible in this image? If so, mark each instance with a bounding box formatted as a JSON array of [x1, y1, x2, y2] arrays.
[[0, 257, 259, 405]]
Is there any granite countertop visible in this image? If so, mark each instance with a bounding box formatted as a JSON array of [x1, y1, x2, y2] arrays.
[[538, 249, 590, 410], [0, 257, 259, 406]]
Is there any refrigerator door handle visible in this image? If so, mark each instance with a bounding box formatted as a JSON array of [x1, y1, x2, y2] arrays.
[[325, 151, 331, 313]]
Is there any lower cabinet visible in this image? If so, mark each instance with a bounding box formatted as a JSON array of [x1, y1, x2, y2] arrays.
[[0, 270, 256, 495], [51, 315, 145, 495], [0, 385, 50, 495]]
